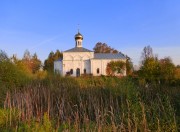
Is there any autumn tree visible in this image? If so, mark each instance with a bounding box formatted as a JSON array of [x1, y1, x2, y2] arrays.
[[31, 53, 42, 73], [106, 61, 126, 76], [139, 45, 176, 85], [139, 57, 160, 82], [159, 57, 175, 83], [44, 50, 63, 72], [11, 50, 42, 75], [139, 45, 161, 82], [22, 50, 42, 74], [175, 66, 180, 79], [93, 42, 118, 53]]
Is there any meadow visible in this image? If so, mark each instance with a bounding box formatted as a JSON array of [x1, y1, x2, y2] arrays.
[[0, 72, 179, 131]]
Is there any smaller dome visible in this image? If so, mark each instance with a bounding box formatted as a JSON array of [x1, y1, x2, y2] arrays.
[[75, 32, 83, 40]]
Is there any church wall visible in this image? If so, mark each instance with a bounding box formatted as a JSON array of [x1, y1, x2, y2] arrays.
[[55, 55, 126, 77], [63, 52, 94, 60], [91, 59, 126, 76], [62, 52, 93, 76], [62, 60, 91, 76]]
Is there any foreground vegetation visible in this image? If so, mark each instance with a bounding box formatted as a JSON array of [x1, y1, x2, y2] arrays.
[[0, 73, 179, 131]]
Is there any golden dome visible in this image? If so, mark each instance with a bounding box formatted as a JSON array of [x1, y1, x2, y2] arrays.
[[75, 32, 83, 40]]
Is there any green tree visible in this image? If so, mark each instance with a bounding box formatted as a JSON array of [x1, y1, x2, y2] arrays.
[[53, 50, 63, 60], [126, 56, 133, 76], [44, 51, 55, 72], [44, 50, 63, 72]]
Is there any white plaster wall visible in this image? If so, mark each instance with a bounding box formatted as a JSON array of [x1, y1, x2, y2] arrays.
[[62, 52, 93, 76], [63, 52, 94, 60]]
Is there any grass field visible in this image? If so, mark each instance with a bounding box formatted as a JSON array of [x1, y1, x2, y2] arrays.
[[0, 74, 179, 131]]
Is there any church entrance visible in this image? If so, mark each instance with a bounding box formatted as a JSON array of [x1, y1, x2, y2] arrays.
[[76, 68, 80, 77]]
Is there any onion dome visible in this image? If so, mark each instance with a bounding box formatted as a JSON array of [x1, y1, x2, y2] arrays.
[[75, 31, 83, 40]]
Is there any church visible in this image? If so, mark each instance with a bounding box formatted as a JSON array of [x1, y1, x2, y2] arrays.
[[54, 31, 127, 77]]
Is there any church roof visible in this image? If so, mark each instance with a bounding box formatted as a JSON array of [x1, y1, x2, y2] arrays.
[[64, 47, 93, 52], [94, 53, 126, 59]]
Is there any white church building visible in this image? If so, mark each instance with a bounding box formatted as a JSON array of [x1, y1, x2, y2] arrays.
[[54, 31, 127, 77]]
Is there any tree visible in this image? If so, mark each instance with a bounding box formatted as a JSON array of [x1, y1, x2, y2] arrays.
[[159, 57, 175, 82], [53, 50, 63, 60], [126, 56, 133, 76], [31, 53, 42, 74], [44, 50, 63, 72], [141, 45, 153, 63], [139, 46, 160, 82], [175, 66, 180, 79], [11, 54, 18, 63], [139, 46, 176, 84], [23, 50, 31, 61], [139, 57, 160, 82], [177, 65, 180, 68], [0, 50, 8, 62], [44, 51, 55, 72], [106, 61, 126, 76], [93, 42, 118, 53], [13, 50, 42, 75]]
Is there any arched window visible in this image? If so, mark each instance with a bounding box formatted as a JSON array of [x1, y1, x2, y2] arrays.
[[97, 68, 100, 74], [76, 68, 80, 77], [84, 68, 86, 74], [70, 69, 73, 74]]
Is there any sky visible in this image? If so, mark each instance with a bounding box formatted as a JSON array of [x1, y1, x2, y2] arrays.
[[0, 0, 180, 66]]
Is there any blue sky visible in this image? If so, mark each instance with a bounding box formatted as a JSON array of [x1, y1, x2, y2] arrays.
[[0, 0, 180, 66]]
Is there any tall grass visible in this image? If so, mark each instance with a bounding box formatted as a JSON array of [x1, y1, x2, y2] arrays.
[[1, 76, 179, 131]]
